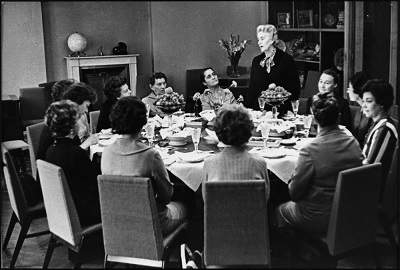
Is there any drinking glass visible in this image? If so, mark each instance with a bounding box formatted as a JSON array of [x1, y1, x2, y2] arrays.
[[258, 97, 266, 112], [291, 100, 299, 118], [144, 123, 155, 146], [303, 115, 313, 137], [259, 121, 271, 149], [191, 128, 201, 153]]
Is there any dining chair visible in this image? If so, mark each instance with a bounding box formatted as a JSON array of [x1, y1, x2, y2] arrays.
[[89, 110, 100, 134], [300, 70, 320, 99], [378, 145, 399, 253], [1, 144, 49, 269], [36, 159, 102, 269], [19, 87, 49, 129], [97, 175, 188, 268], [2, 139, 29, 174], [294, 163, 382, 268], [26, 122, 46, 180], [203, 180, 271, 268]]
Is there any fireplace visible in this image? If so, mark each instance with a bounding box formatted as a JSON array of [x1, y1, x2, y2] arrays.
[[65, 54, 138, 110]]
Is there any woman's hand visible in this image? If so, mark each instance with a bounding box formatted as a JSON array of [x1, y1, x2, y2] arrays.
[[80, 133, 99, 150], [193, 92, 201, 101]]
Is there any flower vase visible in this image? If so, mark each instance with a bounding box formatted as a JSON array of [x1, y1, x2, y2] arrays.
[[229, 56, 240, 78]]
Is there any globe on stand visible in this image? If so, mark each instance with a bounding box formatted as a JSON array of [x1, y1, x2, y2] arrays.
[[67, 32, 87, 57]]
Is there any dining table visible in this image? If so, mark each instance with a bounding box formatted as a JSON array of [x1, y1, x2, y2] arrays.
[[90, 111, 317, 192]]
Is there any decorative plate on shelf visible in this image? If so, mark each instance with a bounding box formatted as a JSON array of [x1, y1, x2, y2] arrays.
[[334, 48, 344, 71], [324, 14, 336, 27]]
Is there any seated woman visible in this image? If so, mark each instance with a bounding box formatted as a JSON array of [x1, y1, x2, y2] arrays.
[[45, 100, 101, 227], [63, 82, 99, 146], [274, 93, 363, 235], [361, 79, 398, 199], [203, 104, 269, 185], [189, 104, 270, 253], [101, 96, 187, 236], [347, 71, 373, 147], [96, 76, 131, 132], [306, 68, 352, 129], [196, 67, 235, 111]]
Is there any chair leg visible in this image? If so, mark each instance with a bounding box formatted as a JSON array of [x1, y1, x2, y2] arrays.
[[43, 234, 57, 269], [73, 235, 88, 269], [9, 218, 32, 269], [2, 212, 18, 250], [379, 212, 398, 253]]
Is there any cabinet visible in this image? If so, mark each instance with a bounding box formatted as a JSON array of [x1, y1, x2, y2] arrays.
[[267, 1, 354, 97]]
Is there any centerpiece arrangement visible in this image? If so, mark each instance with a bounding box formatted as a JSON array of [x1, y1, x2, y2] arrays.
[[218, 33, 251, 78], [259, 83, 291, 119], [154, 88, 185, 126]]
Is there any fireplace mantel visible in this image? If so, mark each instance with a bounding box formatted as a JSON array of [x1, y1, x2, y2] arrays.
[[64, 54, 139, 95]]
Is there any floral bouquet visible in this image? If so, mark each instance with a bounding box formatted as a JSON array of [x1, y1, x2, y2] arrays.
[[219, 33, 251, 77]]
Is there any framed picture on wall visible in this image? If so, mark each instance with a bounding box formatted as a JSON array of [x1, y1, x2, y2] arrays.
[[297, 10, 313, 28], [277, 12, 291, 28]]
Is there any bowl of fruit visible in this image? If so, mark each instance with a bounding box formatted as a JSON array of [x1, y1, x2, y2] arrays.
[[260, 83, 291, 106], [154, 87, 186, 114]]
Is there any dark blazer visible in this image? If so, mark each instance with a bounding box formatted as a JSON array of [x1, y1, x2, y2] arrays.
[[46, 137, 101, 226], [248, 48, 300, 113], [96, 98, 116, 132]]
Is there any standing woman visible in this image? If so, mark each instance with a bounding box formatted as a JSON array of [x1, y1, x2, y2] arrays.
[[347, 71, 373, 146], [198, 67, 235, 111], [306, 68, 352, 129], [45, 100, 101, 227], [96, 76, 131, 132], [248, 24, 300, 113], [361, 79, 398, 198]]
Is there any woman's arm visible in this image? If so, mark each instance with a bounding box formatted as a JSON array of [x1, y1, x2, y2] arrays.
[[200, 90, 213, 111], [288, 146, 315, 201]]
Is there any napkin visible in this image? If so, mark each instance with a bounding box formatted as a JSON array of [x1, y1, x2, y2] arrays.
[[159, 126, 191, 139], [199, 110, 216, 122], [161, 115, 184, 128], [205, 128, 219, 142]]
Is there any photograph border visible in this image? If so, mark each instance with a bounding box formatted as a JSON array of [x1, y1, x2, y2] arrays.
[[297, 10, 313, 28], [277, 12, 291, 28]]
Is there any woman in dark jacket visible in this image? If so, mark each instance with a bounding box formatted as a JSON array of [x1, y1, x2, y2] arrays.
[[248, 24, 300, 114], [45, 100, 101, 227]]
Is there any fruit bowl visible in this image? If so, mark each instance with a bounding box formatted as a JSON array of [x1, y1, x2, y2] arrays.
[[263, 96, 291, 106], [155, 103, 186, 114]]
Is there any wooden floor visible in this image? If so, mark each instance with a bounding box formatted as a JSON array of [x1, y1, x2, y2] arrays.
[[1, 189, 398, 269], [1, 150, 399, 268]]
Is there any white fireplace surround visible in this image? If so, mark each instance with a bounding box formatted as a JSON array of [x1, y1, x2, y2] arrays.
[[65, 54, 139, 95]]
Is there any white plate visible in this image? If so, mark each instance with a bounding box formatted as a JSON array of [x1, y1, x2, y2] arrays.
[[259, 149, 286, 159], [98, 139, 115, 147], [169, 140, 187, 146], [99, 134, 112, 140], [176, 152, 212, 163]]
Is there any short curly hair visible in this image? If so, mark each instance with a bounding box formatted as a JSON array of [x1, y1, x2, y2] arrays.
[[361, 79, 394, 111], [214, 104, 254, 146], [45, 100, 79, 138], [110, 96, 147, 134], [149, 72, 167, 86], [311, 92, 340, 127], [63, 82, 97, 105], [256, 24, 278, 45], [104, 76, 127, 101], [51, 79, 77, 102], [349, 71, 372, 95]]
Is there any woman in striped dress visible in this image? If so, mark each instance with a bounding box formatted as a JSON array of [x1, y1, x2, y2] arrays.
[[361, 79, 398, 199]]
